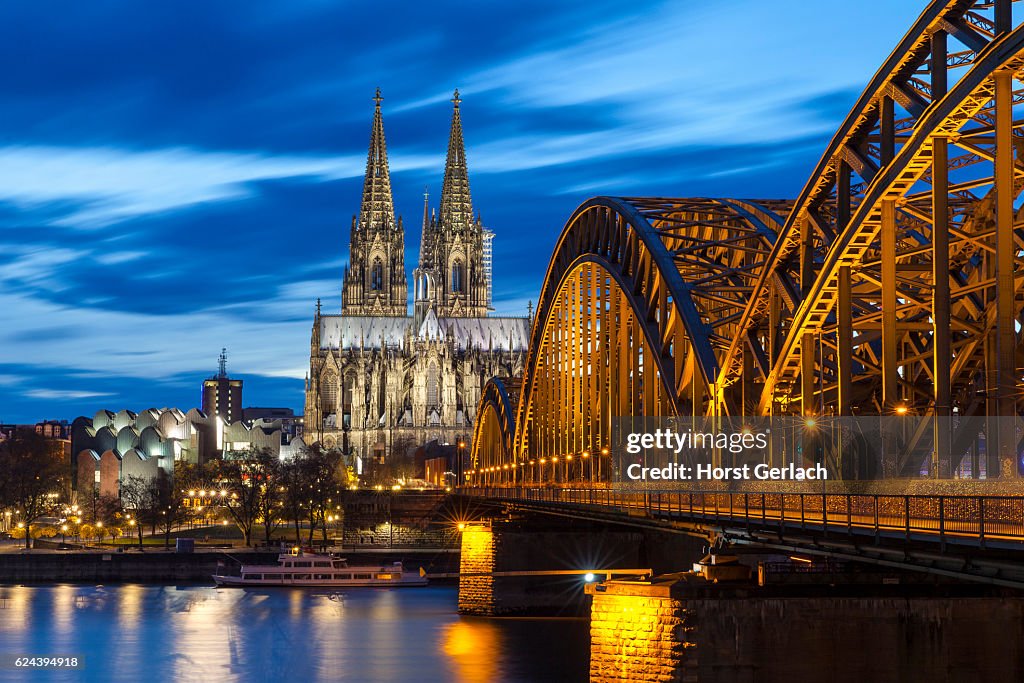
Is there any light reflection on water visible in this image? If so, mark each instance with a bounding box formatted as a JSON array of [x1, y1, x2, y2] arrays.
[[0, 585, 588, 683]]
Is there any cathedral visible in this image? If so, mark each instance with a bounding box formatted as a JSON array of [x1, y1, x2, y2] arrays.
[[304, 89, 530, 468]]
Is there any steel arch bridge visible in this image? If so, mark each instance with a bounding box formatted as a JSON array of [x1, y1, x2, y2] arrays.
[[472, 0, 1024, 484]]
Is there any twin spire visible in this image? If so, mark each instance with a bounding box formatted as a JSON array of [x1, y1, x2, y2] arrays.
[[439, 89, 474, 230], [357, 87, 396, 232], [356, 88, 472, 233]]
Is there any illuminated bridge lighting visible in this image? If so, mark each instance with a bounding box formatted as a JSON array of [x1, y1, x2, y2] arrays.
[[470, 0, 1024, 484]]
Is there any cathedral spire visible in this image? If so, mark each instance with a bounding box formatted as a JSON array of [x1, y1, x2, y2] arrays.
[[358, 88, 396, 231], [420, 186, 430, 254], [439, 89, 474, 230]]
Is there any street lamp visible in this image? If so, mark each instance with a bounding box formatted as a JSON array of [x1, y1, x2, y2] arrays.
[[456, 439, 467, 488], [60, 524, 68, 545]]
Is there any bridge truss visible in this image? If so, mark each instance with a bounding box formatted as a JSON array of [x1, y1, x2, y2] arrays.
[[473, 0, 1024, 482]]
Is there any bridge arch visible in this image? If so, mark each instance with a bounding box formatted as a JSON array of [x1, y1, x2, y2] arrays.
[[470, 377, 518, 485], [473, 198, 789, 482]]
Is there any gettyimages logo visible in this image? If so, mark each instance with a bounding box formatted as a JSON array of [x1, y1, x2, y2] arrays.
[[611, 415, 1023, 488], [624, 428, 769, 455]]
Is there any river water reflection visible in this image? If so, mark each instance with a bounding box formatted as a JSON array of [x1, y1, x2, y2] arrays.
[[0, 585, 589, 682]]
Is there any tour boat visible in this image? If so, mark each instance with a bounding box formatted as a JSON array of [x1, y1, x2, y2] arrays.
[[212, 551, 429, 587]]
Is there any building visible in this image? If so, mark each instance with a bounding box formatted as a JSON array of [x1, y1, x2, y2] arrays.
[[0, 419, 70, 441], [304, 89, 530, 466], [70, 408, 305, 498], [201, 348, 243, 423], [242, 407, 304, 444], [0, 421, 73, 476]]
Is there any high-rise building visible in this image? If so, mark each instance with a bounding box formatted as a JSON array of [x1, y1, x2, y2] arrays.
[[202, 348, 243, 424], [305, 90, 529, 466]]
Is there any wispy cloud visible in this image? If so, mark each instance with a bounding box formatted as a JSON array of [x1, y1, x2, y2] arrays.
[[24, 389, 113, 400], [0, 145, 440, 228]]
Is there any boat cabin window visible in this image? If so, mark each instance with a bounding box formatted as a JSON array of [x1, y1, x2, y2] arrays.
[[376, 573, 392, 580], [242, 574, 262, 580], [284, 562, 292, 567], [354, 573, 371, 580], [332, 561, 347, 569], [314, 561, 331, 567], [336, 574, 351, 580], [280, 574, 292, 580], [294, 574, 311, 580], [316, 574, 332, 580], [294, 561, 311, 568]]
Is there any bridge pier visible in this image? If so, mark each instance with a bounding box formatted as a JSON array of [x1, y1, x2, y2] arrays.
[[587, 577, 697, 683], [456, 523, 498, 615], [456, 520, 644, 616]]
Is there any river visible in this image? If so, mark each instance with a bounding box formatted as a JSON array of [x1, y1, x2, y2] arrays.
[[0, 585, 589, 682]]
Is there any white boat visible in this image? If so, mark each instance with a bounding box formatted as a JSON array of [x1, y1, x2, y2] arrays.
[[213, 550, 429, 587]]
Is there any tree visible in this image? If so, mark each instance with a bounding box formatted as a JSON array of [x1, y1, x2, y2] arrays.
[[279, 457, 308, 545], [390, 434, 419, 481], [0, 429, 67, 549], [255, 456, 283, 545], [154, 462, 200, 549], [94, 494, 122, 528], [216, 449, 278, 547], [120, 475, 156, 548], [291, 445, 347, 545]]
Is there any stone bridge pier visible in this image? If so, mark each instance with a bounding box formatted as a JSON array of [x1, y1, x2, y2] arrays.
[[455, 519, 706, 616], [456, 519, 672, 616]]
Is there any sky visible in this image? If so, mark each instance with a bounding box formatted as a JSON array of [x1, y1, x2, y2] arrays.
[[0, 0, 926, 423]]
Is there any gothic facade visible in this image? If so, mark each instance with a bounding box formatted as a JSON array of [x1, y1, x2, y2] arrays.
[[305, 90, 529, 467]]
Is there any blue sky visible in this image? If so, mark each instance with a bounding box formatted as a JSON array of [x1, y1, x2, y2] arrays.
[[0, 0, 925, 423]]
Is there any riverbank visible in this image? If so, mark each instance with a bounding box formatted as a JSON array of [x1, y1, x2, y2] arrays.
[[0, 548, 460, 583]]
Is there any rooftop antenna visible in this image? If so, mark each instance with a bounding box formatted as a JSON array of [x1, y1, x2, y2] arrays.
[[218, 348, 228, 378]]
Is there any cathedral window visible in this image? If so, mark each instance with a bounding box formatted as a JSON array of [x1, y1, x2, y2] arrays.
[[371, 259, 384, 290], [321, 372, 338, 415], [427, 362, 440, 408], [342, 372, 355, 429], [451, 259, 465, 293]]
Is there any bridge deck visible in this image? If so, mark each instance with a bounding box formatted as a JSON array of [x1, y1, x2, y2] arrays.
[[462, 487, 1024, 549]]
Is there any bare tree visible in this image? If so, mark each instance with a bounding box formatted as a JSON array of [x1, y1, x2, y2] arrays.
[[0, 429, 66, 549], [279, 456, 309, 545], [256, 456, 283, 546], [120, 475, 155, 548], [216, 449, 277, 547], [300, 445, 346, 545], [155, 462, 199, 549]]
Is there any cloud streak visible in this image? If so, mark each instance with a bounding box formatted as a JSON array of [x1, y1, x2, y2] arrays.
[[0, 145, 441, 227]]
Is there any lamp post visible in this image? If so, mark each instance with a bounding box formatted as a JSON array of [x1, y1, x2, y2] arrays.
[[456, 438, 466, 488]]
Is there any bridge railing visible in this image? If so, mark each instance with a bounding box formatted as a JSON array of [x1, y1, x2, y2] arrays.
[[461, 487, 1024, 548]]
